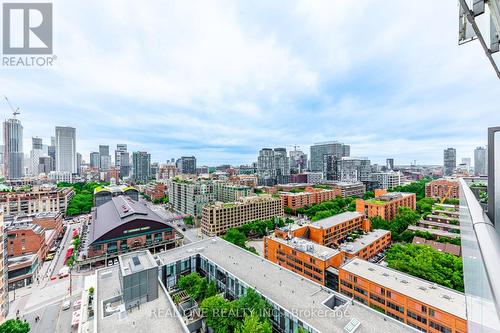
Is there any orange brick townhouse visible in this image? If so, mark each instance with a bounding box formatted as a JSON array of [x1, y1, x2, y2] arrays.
[[280, 186, 341, 211], [356, 189, 416, 221], [339, 258, 467, 333]]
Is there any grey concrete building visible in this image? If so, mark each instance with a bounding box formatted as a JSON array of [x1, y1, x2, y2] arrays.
[[55, 126, 77, 174], [310, 141, 350, 172], [176, 156, 197, 175], [474, 146, 487, 176], [443, 147, 456, 176], [3, 118, 24, 179], [257, 148, 290, 186], [132, 151, 151, 183]]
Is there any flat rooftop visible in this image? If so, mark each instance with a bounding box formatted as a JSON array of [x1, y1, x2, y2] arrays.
[[408, 225, 461, 238], [267, 235, 340, 260], [310, 211, 364, 229], [119, 250, 157, 276], [341, 258, 466, 320], [95, 266, 185, 333], [339, 229, 390, 254], [157, 238, 413, 333]]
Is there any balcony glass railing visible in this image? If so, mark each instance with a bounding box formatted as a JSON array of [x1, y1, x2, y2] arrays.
[[459, 178, 500, 333]]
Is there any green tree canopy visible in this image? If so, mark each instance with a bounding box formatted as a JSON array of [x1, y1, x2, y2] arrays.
[[235, 312, 272, 333], [0, 319, 30, 333], [200, 296, 237, 333]]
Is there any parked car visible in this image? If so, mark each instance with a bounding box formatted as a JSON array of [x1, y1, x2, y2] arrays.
[[62, 300, 71, 310]]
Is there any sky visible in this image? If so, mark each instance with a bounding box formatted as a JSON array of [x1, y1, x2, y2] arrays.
[[1, 0, 500, 166]]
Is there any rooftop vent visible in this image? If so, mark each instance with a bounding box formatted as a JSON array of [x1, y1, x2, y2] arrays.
[[442, 294, 452, 300], [382, 273, 389, 277], [419, 286, 427, 291], [368, 268, 375, 272], [401, 280, 409, 284]]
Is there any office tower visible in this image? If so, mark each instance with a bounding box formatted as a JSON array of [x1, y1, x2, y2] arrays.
[[474, 146, 488, 176], [257, 148, 290, 185], [76, 153, 82, 175], [55, 126, 76, 173], [323, 156, 371, 182], [443, 148, 456, 176], [461, 157, 471, 172], [90, 152, 100, 169], [289, 147, 308, 173], [132, 151, 151, 183], [99, 145, 111, 171], [176, 156, 197, 174], [47, 136, 56, 170], [115, 144, 129, 177], [3, 118, 24, 179], [310, 141, 350, 172], [30, 137, 43, 176], [386, 158, 395, 170], [38, 156, 53, 174]]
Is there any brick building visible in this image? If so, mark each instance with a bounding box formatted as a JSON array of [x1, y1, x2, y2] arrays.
[[356, 191, 416, 221], [339, 258, 467, 333], [425, 179, 460, 199], [280, 186, 341, 211], [0, 186, 74, 215]]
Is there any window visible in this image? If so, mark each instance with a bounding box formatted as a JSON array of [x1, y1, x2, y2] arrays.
[[429, 309, 435, 317], [429, 321, 451, 333], [407, 310, 427, 324], [387, 301, 404, 314]]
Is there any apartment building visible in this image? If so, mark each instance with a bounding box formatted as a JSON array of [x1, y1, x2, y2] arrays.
[[0, 186, 75, 215], [326, 181, 366, 198], [425, 179, 460, 199], [371, 171, 402, 189], [339, 229, 391, 260], [201, 195, 283, 236], [264, 235, 343, 289], [280, 187, 341, 211], [356, 191, 417, 221], [144, 182, 167, 201], [339, 258, 467, 333]]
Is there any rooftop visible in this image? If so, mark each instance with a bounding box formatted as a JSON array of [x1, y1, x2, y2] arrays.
[[339, 229, 390, 254], [157, 238, 413, 333], [412, 237, 461, 256], [119, 250, 157, 276], [408, 226, 461, 238], [95, 266, 185, 333], [310, 211, 364, 229], [366, 192, 413, 204], [341, 258, 466, 320], [267, 235, 340, 261]]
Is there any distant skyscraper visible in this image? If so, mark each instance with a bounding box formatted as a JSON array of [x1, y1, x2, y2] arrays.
[[99, 145, 111, 170], [310, 141, 350, 172], [30, 137, 43, 176], [55, 126, 76, 173], [443, 148, 456, 176], [289, 147, 307, 173], [132, 151, 151, 183], [461, 157, 471, 172], [90, 152, 100, 169], [115, 144, 129, 177], [3, 118, 24, 179], [176, 156, 197, 174], [38, 156, 53, 174], [474, 146, 488, 176], [76, 153, 82, 175], [257, 148, 290, 185], [386, 158, 395, 170], [324, 156, 371, 182]]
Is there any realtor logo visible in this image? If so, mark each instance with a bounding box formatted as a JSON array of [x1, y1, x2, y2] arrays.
[[2, 3, 53, 54]]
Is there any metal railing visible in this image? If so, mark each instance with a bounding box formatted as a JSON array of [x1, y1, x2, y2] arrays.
[[459, 178, 500, 332]]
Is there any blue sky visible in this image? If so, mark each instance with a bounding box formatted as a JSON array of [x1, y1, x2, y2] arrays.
[[2, 0, 499, 166]]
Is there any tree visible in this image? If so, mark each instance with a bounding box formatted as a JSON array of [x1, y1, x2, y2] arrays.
[[235, 288, 271, 322], [388, 178, 432, 200], [224, 229, 248, 248], [0, 319, 30, 333], [177, 272, 206, 301], [235, 312, 272, 333], [386, 243, 464, 291], [184, 216, 194, 225], [416, 197, 435, 216], [364, 191, 375, 200], [200, 296, 236, 333]]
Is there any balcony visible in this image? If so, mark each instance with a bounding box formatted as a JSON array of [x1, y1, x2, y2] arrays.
[[459, 178, 500, 333]]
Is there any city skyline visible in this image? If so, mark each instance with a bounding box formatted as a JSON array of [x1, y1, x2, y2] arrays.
[[1, 1, 499, 166]]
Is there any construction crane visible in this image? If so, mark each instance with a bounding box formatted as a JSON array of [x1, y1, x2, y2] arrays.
[[3, 95, 20, 118], [440, 186, 453, 204]]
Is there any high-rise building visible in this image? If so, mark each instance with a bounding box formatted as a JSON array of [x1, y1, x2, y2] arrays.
[[386, 158, 394, 170], [3, 118, 24, 179], [55, 126, 76, 174], [371, 171, 402, 189], [99, 145, 111, 171], [289, 147, 308, 173], [132, 151, 151, 183], [323, 156, 371, 182], [115, 144, 129, 177], [461, 157, 471, 172], [76, 152, 82, 175], [38, 156, 53, 174], [30, 137, 43, 176], [257, 148, 290, 186], [310, 141, 350, 172], [443, 147, 456, 176], [474, 146, 488, 176], [90, 152, 100, 169], [176, 156, 196, 174]]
